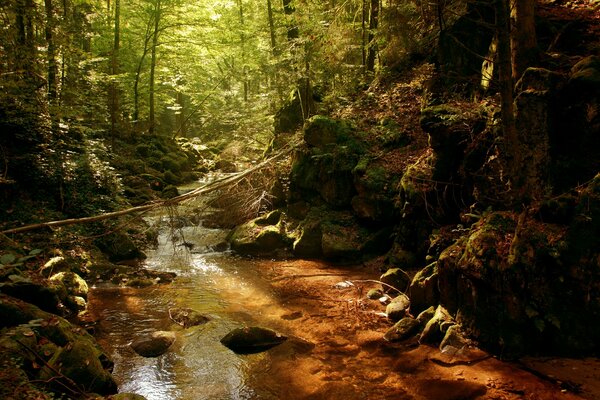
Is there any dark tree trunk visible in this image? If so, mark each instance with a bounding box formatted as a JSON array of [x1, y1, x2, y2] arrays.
[[366, 0, 379, 72]]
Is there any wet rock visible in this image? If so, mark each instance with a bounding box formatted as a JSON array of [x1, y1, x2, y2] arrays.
[[412, 378, 487, 400], [49, 271, 89, 299], [386, 294, 411, 322], [380, 268, 410, 294], [383, 317, 421, 342], [220, 326, 287, 354], [409, 262, 439, 314], [131, 331, 176, 357], [169, 307, 210, 328], [95, 232, 146, 263], [420, 305, 452, 344]]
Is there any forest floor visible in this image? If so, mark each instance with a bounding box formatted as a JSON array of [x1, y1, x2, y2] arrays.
[[254, 259, 600, 400]]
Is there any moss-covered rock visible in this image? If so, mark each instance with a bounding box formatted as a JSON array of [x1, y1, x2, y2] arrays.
[[292, 217, 323, 259], [49, 272, 89, 299], [385, 294, 411, 322], [95, 231, 146, 262], [437, 194, 600, 355], [228, 216, 293, 257], [409, 262, 439, 314], [383, 317, 421, 342], [303, 115, 354, 148], [380, 268, 411, 294], [0, 294, 117, 395]]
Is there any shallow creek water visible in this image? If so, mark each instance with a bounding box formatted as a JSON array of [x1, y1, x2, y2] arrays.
[[86, 195, 593, 400], [87, 218, 303, 400]]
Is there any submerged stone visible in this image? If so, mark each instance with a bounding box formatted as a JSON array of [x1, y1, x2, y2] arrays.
[[131, 331, 176, 357], [220, 326, 287, 354], [169, 307, 210, 328]]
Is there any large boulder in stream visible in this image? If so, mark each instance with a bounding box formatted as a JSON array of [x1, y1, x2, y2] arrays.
[[131, 331, 176, 357], [228, 212, 293, 257], [220, 326, 287, 354], [95, 231, 146, 263]]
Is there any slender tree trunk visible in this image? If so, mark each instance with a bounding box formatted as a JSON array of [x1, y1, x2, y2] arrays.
[[237, 0, 248, 102], [44, 0, 57, 102], [109, 0, 120, 142], [149, 0, 161, 135], [362, 0, 367, 73], [133, 21, 153, 123], [366, 0, 379, 73], [510, 0, 537, 81], [267, 0, 277, 56], [495, 0, 520, 190]]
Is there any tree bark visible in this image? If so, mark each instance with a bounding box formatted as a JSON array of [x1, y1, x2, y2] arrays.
[[149, 0, 161, 135], [267, 0, 277, 56], [366, 0, 379, 73], [44, 0, 58, 104], [109, 0, 120, 140], [510, 0, 537, 81], [495, 0, 521, 191]]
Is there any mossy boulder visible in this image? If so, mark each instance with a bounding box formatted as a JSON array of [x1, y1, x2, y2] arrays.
[[380, 268, 411, 294], [292, 217, 323, 259], [385, 294, 411, 322], [303, 115, 354, 148], [419, 305, 453, 344], [228, 216, 293, 257], [49, 272, 89, 299], [437, 194, 600, 355], [351, 161, 398, 222], [383, 317, 421, 342], [0, 294, 117, 395], [95, 231, 146, 263]]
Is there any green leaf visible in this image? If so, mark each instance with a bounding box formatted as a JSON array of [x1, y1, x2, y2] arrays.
[[0, 254, 16, 265], [29, 249, 43, 256]]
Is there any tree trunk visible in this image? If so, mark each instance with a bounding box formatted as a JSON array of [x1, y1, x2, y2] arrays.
[[267, 0, 277, 56], [495, 0, 521, 191], [510, 0, 537, 81], [366, 0, 379, 73], [109, 0, 120, 142], [44, 0, 58, 104], [149, 0, 161, 135], [237, 0, 248, 102], [362, 0, 367, 73]]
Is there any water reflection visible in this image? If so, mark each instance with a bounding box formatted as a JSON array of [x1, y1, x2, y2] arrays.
[[87, 220, 284, 400]]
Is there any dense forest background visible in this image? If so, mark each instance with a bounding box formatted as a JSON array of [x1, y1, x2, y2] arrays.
[[1, 0, 600, 398]]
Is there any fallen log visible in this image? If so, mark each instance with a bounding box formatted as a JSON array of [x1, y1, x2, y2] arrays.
[[1, 147, 294, 236]]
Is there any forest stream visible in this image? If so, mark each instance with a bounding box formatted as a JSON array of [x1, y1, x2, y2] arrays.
[[84, 185, 599, 400]]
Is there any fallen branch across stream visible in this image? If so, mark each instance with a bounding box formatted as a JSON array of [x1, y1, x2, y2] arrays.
[[1, 146, 295, 236]]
